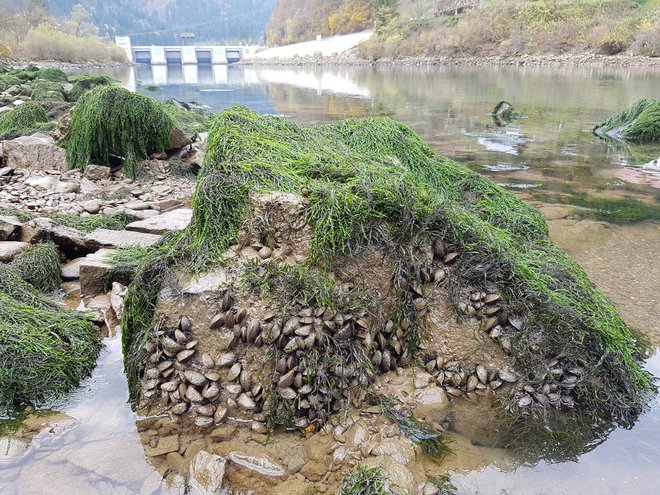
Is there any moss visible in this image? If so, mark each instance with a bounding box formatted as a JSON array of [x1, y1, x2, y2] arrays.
[[593, 99, 660, 142], [122, 106, 654, 442], [66, 74, 116, 102], [163, 100, 213, 135], [0, 102, 50, 140], [337, 465, 392, 495], [10, 242, 61, 293], [61, 86, 174, 179], [30, 80, 66, 101], [0, 265, 101, 414], [33, 68, 67, 82]]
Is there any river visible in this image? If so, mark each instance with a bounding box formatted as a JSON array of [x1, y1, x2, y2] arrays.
[[2, 63, 659, 494]]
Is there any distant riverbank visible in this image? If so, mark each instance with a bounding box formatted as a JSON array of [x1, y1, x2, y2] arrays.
[[242, 52, 660, 68]]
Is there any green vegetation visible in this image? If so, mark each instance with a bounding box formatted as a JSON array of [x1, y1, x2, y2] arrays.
[[163, 100, 213, 135], [121, 106, 654, 442], [10, 242, 61, 293], [33, 68, 67, 82], [67, 75, 116, 102], [52, 211, 135, 233], [62, 86, 174, 179], [337, 465, 392, 495], [0, 264, 101, 414], [0, 74, 21, 91], [593, 99, 660, 141], [0, 102, 49, 139], [543, 192, 660, 222], [30, 80, 66, 101]]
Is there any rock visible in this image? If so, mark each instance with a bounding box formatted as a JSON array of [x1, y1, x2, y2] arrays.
[[0, 437, 30, 461], [83, 164, 111, 181], [2, 133, 67, 171], [86, 228, 161, 249], [273, 479, 316, 495], [79, 248, 117, 296], [0, 215, 21, 241], [82, 200, 101, 214], [0, 241, 29, 261], [227, 451, 285, 477], [189, 451, 226, 495], [126, 208, 193, 235], [61, 257, 85, 279], [144, 435, 180, 457], [167, 126, 193, 151], [300, 460, 327, 482], [20, 217, 87, 252]]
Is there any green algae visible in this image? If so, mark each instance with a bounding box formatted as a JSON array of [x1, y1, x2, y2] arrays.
[[593, 99, 660, 142], [162, 100, 213, 135], [61, 86, 174, 179], [30, 80, 66, 101], [10, 242, 61, 293], [0, 265, 101, 414], [121, 106, 655, 439], [66, 74, 116, 102], [338, 465, 392, 495], [0, 102, 50, 140]]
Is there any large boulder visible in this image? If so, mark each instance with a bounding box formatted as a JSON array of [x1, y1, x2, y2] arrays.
[[2, 133, 67, 171]]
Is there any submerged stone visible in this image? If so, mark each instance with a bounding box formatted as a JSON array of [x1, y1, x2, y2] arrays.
[[593, 98, 660, 142]]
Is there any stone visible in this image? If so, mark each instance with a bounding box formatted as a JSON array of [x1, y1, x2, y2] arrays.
[[188, 451, 226, 495], [0, 437, 30, 461], [167, 126, 193, 151], [300, 460, 327, 482], [144, 435, 180, 457], [126, 208, 193, 235], [86, 228, 161, 249], [79, 248, 117, 296], [2, 133, 67, 171], [54, 181, 80, 194], [0, 241, 29, 261], [20, 217, 87, 251], [0, 215, 21, 241], [62, 257, 85, 279], [227, 451, 285, 477], [273, 479, 316, 495], [84, 164, 111, 181], [82, 200, 101, 214]]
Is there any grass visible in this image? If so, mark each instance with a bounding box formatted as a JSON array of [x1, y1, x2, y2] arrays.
[[10, 242, 61, 292], [337, 465, 392, 495], [61, 86, 174, 179], [0, 102, 49, 139], [593, 99, 660, 142], [0, 265, 101, 414], [121, 106, 655, 444]]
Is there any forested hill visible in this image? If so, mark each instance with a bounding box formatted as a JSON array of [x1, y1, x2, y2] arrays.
[[43, 0, 277, 45], [267, 0, 659, 58]]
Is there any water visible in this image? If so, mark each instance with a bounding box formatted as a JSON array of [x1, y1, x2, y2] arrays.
[[4, 63, 659, 494]]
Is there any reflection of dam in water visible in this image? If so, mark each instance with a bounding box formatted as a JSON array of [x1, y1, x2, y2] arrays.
[[124, 64, 371, 100]]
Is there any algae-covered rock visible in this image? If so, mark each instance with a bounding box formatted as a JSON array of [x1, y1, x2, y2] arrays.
[[0, 102, 50, 140], [61, 86, 175, 179], [593, 98, 660, 142], [491, 100, 522, 126], [0, 263, 101, 414], [119, 106, 654, 452]]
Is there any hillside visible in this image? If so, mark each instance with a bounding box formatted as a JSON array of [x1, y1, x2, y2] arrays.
[[44, 0, 277, 45], [267, 0, 660, 58]]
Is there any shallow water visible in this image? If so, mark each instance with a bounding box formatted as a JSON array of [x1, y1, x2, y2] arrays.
[[4, 63, 659, 494]]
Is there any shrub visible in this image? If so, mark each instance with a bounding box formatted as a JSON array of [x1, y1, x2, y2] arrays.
[[21, 25, 127, 63], [62, 86, 174, 178], [630, 20, 660, 56], [0, 102, 49, 139]]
